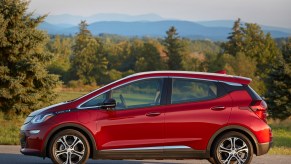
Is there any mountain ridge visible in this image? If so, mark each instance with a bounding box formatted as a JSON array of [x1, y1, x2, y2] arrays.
[[39, 20, 290, 41]]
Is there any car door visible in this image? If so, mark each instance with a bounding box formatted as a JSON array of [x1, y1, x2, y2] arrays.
[[164, 78, 233, 150], [95, 78, 166, 150]]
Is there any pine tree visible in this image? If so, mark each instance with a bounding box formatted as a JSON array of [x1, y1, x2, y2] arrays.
[[71, 21, 108, 85], [266, 38, 291, 120], [223, 18, 244, 55], [223, 19, 279, 68], [163, 26, 184, 70], [222, 19, 281, 94], [0, 0, 59, 116], [47, 35, 72, 83]]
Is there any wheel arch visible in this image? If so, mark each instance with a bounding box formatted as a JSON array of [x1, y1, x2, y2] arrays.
[[41, 123, 98, 159], [207, 125, 259, 156]]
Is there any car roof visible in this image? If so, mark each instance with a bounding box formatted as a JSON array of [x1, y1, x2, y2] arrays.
[[126, 71, 251, 85]]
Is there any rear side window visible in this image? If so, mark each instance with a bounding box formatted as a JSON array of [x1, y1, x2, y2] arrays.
[[171, 78, 218, 104]]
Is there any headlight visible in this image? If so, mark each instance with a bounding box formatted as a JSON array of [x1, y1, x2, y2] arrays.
[[31, 113, 55, 124]]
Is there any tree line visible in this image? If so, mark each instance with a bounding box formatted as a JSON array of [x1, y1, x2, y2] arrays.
[[0, 0, 290, 120]]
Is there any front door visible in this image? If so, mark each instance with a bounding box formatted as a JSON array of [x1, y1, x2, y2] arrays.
[[96, 78, 166, 150]]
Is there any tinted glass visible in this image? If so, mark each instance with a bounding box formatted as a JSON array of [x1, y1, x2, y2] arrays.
[[171, 78, 217, 104], [80, 92, 108, 108], [112, 78, 163, 110]]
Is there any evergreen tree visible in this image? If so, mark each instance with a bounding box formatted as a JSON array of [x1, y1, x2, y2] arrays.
[[70, 21, 108, 85], [0, 0, 59, 116], [222, 19, 280, 94], [266, 38, 291, 120], [47, 35, 72, 83], [163, 26, 184, 70], [223, 19, 279, 69], [223, 18, 244, 55]]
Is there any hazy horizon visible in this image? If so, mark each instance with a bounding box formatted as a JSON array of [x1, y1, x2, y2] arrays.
[[29, 0, 291, 28]]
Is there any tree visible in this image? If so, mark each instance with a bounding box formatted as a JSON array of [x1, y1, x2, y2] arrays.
[[70, 21, 108, 85], [47, 35, 72, 83], [223, 18, 244, 55], [163, 26, 184, 70], [135, 40, 165, 72], [222, 19, 281, 94], [266, 38, 291, 120], [0, 0, 59, 116]]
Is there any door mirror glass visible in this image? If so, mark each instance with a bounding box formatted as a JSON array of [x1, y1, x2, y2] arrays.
[[101, 98, 116, 110]]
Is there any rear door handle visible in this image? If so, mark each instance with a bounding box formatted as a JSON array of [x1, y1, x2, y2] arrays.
[[211, 106, 225, 110], [146, 112, 161, 117]]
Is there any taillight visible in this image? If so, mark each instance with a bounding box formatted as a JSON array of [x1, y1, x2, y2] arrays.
[[249, 100, 268, 122]]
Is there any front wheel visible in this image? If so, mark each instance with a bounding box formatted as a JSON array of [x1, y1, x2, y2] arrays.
[[49, 129, 90, 164], [212, 131, 253, 164]]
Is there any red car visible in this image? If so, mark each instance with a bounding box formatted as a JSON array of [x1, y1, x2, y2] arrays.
[[20, 71, 272, 164]]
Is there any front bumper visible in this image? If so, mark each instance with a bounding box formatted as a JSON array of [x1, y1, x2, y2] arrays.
[[20, 122, 51, 157], [20, 130, 43, 157]]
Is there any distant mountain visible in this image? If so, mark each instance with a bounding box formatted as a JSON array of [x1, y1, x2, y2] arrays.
[[45, 13, 165, 25], [198, 20, 291, 35], [39, 20, 290, 41]]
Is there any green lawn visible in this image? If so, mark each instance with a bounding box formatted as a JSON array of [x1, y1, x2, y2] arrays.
[[268, 119, 291, 155], [53, 91, 88, 103], [0, 91, 290, 155]]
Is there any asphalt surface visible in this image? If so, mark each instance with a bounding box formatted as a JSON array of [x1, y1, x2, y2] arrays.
[[0, 145, 290, 164]]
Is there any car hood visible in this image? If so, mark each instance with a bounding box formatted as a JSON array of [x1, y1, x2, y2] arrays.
[[28, 102, 67, 116]]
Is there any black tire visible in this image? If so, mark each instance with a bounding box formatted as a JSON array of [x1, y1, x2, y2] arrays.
[[208, 157, 215, 164], [49, 129, 90, 164], [212, 131, 253, 164]]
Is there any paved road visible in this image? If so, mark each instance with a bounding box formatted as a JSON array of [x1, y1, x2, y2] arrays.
[[0, 145, 290, 164]]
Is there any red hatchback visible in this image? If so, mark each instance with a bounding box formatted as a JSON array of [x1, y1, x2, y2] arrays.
[[20, 71, 272, 164]]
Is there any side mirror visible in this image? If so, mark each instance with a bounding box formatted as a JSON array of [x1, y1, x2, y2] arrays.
[[101, 98, 116, 110]]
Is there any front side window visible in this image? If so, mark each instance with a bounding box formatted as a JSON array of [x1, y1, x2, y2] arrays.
[[111, 78, 164, 110], [80, 92, 108, 108], [171, 78, 217, 104]]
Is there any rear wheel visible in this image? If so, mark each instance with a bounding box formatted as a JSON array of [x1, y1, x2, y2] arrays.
[[212, 131, 253, 164], [49, 129, 90, 164]]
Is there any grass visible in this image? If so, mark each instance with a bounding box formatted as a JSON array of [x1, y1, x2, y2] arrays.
[[53, 91, 87, 103], [0, 90, 290, 155], [0, 112, 24, 145], [268, 119, 291, 155]]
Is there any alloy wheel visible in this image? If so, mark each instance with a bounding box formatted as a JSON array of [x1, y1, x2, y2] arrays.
[[54, 135, 85, 164], [217, 137, 249, 164]]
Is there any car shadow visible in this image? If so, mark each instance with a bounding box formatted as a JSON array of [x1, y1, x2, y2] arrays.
[[0, 153, 194, 164]]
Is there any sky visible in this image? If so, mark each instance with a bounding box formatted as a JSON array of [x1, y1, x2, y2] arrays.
[[28, 0, 291, 28]]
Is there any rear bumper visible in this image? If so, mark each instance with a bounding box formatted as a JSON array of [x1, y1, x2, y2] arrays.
[[257, 141, 272, 156]]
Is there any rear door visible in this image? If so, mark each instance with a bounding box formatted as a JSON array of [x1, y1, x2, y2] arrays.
[[164, 78, 233, 150]]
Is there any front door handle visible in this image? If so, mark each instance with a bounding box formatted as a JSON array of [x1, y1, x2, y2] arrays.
[[146, 112, 161, 117], [211, 106, 225, 110]]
